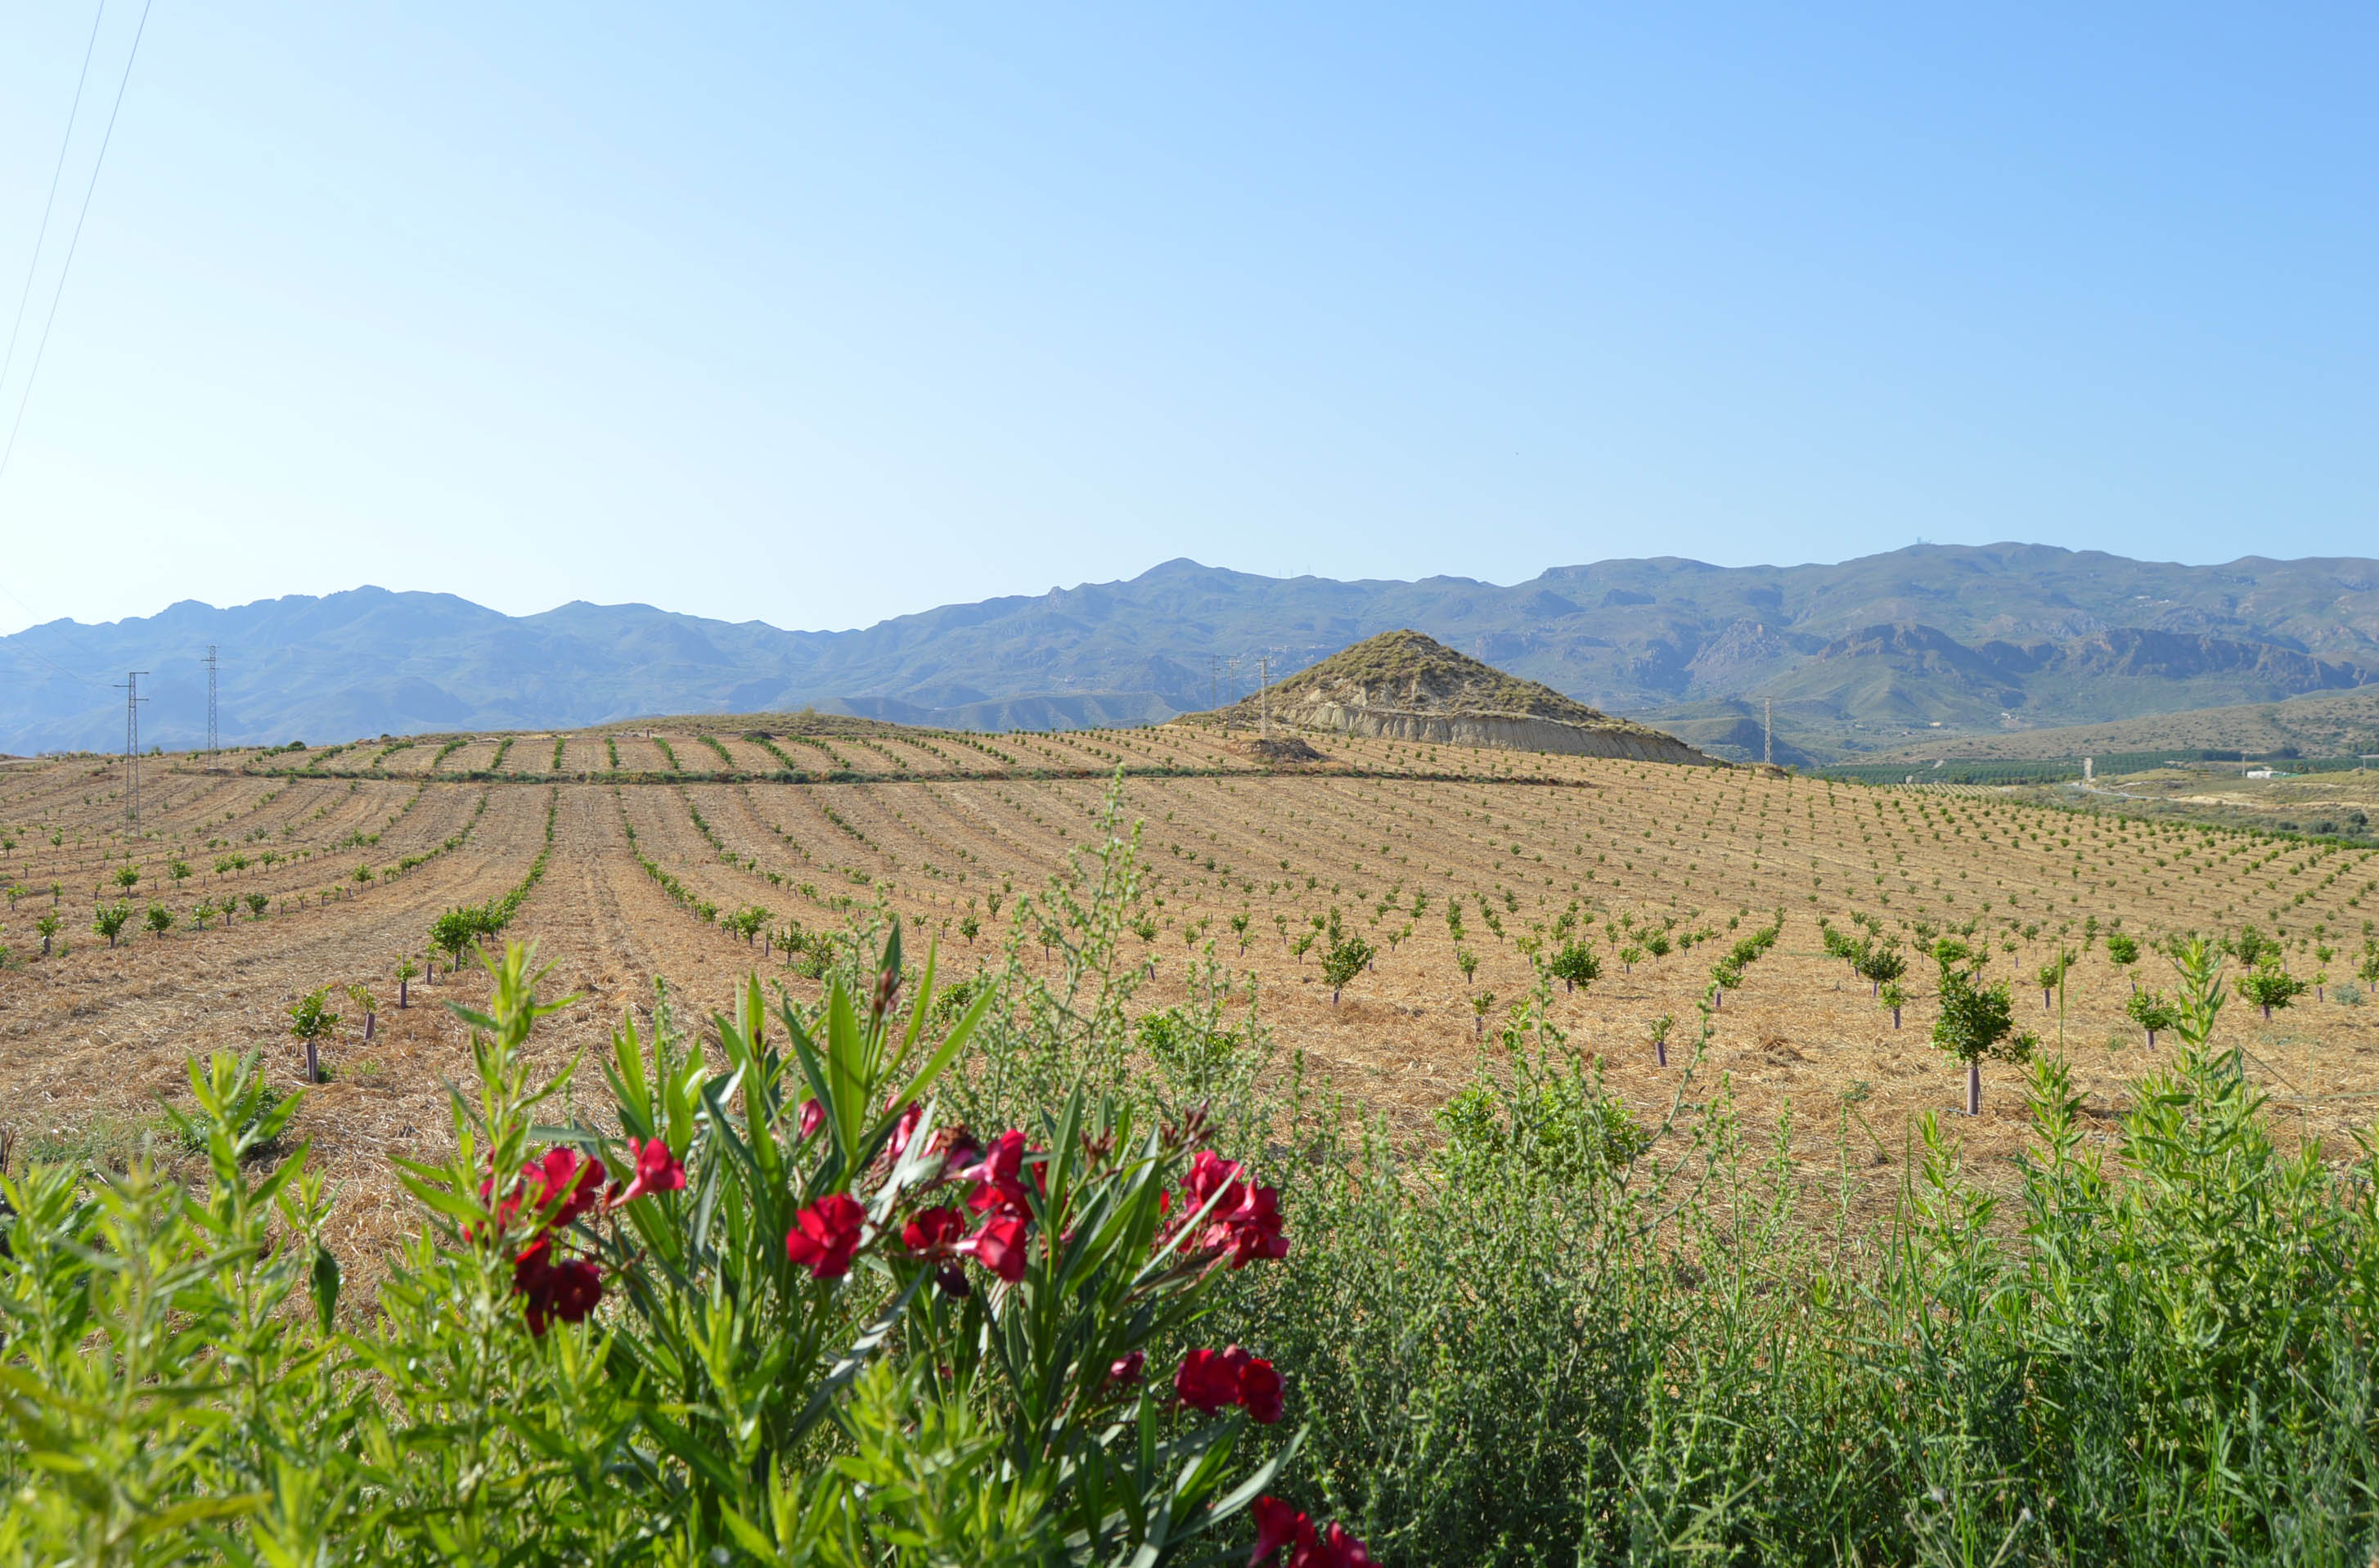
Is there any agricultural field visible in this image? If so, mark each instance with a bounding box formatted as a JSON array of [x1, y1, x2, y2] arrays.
[[4, 718, 2379, 1561], [2035, 762, 2379, 836], [5, 724, 2378, 1265]]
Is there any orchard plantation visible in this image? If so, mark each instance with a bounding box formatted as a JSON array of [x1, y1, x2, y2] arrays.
[[2, 721, 2378, 1562]]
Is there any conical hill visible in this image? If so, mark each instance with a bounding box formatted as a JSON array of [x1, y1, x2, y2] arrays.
[[1178, 631, 1719, 766]]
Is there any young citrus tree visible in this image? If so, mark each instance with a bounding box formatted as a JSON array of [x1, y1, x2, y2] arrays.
[[2035, 947, 2078, 1011], [1547, 940, 1600, 994], [2237, 961, 2309, 1022], [92, 901, 132, 949], [1322, 935, 1375, 1005], [288, 988, 340, 1083], [1932, 943, 2035, 1116], [2125, 987, 2179, 1049], [1855, 942, 1907, 997], [431, 905, 493, 973], [2105, 929, 2141, 991], [345, 983, 380, 1042], [1879, 980, 1906, 1029]]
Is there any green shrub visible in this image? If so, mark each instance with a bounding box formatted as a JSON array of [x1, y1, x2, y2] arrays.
[[1228, 939, 2379, 1566], [0, 937, 1329, 1565]]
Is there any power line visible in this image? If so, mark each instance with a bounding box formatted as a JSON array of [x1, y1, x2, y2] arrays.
[[0, 1, 109, 400], [0, 591, 106, 685], [0, 0, 158, 493]]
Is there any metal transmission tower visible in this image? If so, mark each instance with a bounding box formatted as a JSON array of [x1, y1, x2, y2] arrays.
[[1258, 655, 1271, 738], [115, 671, 149, 829], [1764, 698, 1774, 766], [204, 645, 218, 762]]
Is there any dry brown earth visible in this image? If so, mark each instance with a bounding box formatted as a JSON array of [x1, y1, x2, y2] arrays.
[[5, 724, 2377, 1278]]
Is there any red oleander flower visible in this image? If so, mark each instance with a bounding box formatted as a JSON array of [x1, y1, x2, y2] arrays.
[[1175, 1346, 1284, 1421], [960, 1130, 1033, 1219], [1238, 1355, 1285, 1425], [1179, 1150, 1288, 1267], [540, 1256, 603, 1323], [614, 1137, 686, 1205], [525, 1147, 607, 1227], [473, 1171, 521, 1239], [1109, 1350, 1145, 1388], [511, 1235, 554, 1294], [511, 1237, 603, 1335], [481, 1147, 606, 1242], [1174, 1347, 1243, 1414], [902, 1205, 965, 1256], [798, 1098, 825, 1139], [958, 1212, 1030, 1283], [785, 1193, 866, 1278], [1184, 1149, 1245, 1210], [1293, 1522, 1375, 1568], [535, 1147, 604, 1237], [1216, 1183, 1288, 1268], [1249, 1496, 1312, 1566]]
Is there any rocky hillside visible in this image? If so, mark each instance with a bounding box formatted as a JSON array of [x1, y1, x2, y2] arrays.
[[6, 545, 2377, 756], [1178, 631, 1720, 766]]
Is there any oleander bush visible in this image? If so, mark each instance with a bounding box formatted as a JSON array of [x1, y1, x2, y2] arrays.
[[0, 923, 1337, 1566], [4, 785, 2378, 1566]]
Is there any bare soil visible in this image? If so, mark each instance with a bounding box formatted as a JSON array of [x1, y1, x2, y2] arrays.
[[5, 730, 2376, 1282]]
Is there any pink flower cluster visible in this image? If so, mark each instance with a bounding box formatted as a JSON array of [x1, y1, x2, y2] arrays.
[[784, 1121, 1046, 1290], [496, 1139, 685, 1334], [1179, 1150, 1288, 1268]]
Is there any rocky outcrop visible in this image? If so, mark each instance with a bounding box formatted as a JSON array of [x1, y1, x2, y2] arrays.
[[1294, 700, 1719, 765], [1181, 628, 1723, 767]]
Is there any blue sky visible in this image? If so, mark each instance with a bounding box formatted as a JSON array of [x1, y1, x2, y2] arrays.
[[0, 2, 2369, 636]]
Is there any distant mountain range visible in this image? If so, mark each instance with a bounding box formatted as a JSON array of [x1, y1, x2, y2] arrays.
[[5, 544, 2377, 761]]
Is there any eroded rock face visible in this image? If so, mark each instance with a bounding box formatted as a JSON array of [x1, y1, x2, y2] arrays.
[[1295, 701, 1720, 766]]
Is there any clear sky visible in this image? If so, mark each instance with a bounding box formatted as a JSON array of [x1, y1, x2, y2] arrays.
[[0, 3, 2369, 638]]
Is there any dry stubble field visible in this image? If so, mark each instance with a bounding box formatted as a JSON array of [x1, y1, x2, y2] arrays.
[[6, 720, 2379, 1276]]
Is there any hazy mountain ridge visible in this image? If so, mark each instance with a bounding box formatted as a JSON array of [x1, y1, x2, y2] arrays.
[[4, 544, 2376, 757]]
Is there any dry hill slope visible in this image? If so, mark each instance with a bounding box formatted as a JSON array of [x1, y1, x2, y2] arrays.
[[1864, 686, 2379, 763], [1176, 630, 1719, 766]]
